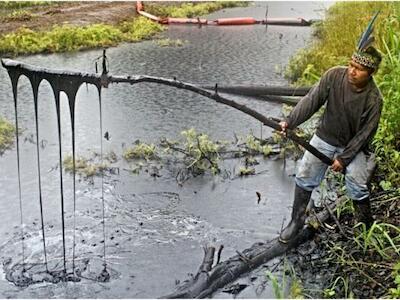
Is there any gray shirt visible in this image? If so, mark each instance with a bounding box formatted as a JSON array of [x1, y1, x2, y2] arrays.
[[285, 66, 383, 167]]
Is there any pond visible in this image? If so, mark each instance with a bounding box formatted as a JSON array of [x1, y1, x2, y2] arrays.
[[0, 2, 332, 298]]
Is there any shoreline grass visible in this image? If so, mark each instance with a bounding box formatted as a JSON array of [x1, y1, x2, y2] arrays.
[[0, 1, 248, 57]]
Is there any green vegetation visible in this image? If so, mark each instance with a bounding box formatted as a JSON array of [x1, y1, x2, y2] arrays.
[[0, 1, 247, 56], [145, 1, 248, 19], [246, 135, 273, 157], [63, 154, 108, 178], [0, 1, 53, 10], [1, 10, 36, 22], [0, 17, 163, 56], [123, 142, 156, 160], [266, 261, 304, 299], [181, 128, 223, 175], [238, 166, 255, 176], [0, 117, 15, 155], [155, 38, 186, 47]]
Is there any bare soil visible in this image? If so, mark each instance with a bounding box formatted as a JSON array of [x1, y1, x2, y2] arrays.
[[0, 2, 139, 35]]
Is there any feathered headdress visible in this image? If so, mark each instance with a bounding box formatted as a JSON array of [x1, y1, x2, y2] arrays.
[[352, 11, 380, 69]]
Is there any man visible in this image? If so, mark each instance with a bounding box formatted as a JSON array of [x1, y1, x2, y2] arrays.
[[279, 45, 383, 243]]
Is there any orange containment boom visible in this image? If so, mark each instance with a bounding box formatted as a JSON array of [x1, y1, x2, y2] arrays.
[[135, 1, 314, 27], [164, 17, 208, 25], [215, 17, 257, 25]]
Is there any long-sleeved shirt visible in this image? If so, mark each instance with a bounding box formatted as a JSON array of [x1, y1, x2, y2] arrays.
[[285, 66, 383, 167]]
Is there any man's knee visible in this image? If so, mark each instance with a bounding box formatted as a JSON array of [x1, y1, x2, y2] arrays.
[[345, 174, 369, 201]]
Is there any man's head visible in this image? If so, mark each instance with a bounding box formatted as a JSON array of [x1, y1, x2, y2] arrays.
[[348, 46, 382, 88]]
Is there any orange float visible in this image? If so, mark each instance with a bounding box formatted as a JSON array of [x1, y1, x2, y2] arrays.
[[216, 17, 257, 25]]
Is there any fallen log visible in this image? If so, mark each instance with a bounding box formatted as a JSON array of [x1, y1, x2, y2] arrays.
[[201, 85, 311, 97], [253, 94, 300, 106], [163, 198, 343, 298]]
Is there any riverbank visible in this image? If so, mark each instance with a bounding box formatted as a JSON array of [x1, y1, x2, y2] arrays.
[[0, 1, 246, 56], [284, 2, 400, 298]]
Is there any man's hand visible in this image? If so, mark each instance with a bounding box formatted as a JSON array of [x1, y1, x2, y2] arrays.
[[331, 159, 344, 172], [279, 121, 288, 136]]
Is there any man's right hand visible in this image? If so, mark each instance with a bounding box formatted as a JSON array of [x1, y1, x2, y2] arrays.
[[279, 121, 288, 136]]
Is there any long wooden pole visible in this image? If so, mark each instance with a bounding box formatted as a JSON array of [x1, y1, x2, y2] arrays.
[[1, 58, 333, 166]]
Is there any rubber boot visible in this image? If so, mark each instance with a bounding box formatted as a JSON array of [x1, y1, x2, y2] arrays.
[[353, 197, 373, 229], [279, 185, 312, 243]]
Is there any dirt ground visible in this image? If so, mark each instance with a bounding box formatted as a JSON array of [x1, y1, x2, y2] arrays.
[[0, 2, 139, 35]]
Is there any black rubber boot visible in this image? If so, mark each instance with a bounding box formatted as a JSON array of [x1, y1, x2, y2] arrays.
[[279, 185, 312, 244], [353, 197, 373, 229]]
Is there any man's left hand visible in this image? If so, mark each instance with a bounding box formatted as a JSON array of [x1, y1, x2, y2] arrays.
[[331, 159, 344, 172]]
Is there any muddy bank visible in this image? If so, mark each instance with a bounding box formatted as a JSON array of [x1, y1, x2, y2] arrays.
[[0, 2, 137, 35]]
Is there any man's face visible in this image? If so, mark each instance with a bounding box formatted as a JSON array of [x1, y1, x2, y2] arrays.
[[348, 60, 372, 88]]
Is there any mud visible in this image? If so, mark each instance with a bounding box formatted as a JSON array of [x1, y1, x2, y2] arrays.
[[0, 2, 138, 35]]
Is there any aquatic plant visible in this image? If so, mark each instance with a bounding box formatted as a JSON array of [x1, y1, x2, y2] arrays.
[[181, 128, 222, 175], [123, 142, 156, 161], [246, 135, 272, 157], [0, 116, 15, 155], [155, 38, 186, 47], [63, 155, 108, 178], [238, 166, 255, 176]]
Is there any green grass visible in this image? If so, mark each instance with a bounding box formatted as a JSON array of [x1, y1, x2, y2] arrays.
[[0, 1, 247, 56], [1, 10, 36, 22], [63, 154, 108, 178], [145, 1, 249, 19], [0, 1, 54, 10], [0, 17, 163, 56], [123, 142, 157, 161]]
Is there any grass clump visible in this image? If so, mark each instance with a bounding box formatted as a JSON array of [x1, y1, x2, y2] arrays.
[[0, 1, 53, 10], [1, 10, 36, 22], [181, 128, 223, 175], [0, 117, 15, 155], [123, 142, 156, 160], [155, 38, 186, 47], [238, 166, 255, 176], [63, 155, 108, 178], [119, 16, 164, 42], [145, 1, 248, 19], [246, 135, 273, 157]]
